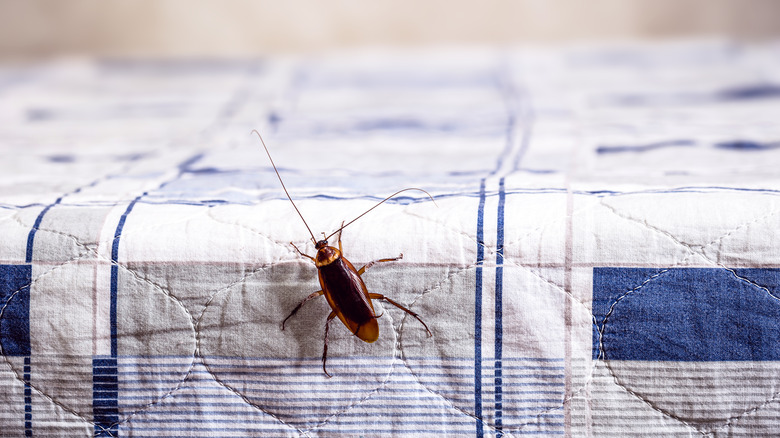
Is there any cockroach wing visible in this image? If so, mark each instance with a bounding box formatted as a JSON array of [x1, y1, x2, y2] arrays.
[[318, 256, 380, 343]]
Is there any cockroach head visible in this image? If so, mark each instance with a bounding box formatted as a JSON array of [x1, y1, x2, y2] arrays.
[[315, 239, 328, 249]]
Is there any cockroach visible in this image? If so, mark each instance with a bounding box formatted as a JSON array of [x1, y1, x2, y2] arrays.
[[252, 130, 433, 377]]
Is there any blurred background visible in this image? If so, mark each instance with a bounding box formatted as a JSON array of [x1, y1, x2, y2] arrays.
[[1, 0, 779, 59]]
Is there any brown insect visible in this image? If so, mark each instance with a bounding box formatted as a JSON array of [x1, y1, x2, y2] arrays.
[[252, 130, 433, 376]]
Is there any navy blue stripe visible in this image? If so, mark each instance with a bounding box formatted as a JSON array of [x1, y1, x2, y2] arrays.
[[109, 265, 118, 358], [22, 197, 56, 437], [112, 193, 145, 262], [24, 356, 31, 437], [98, 194, 144, 438], [93, 357, 119, 437], [494, 177, 506, 437], [0, 265, 32, 355], [1, 265, 33, 436], [111, 193, 145, 357], [474, 178, 486, 437], [25, 179, 100, 263], [96, 155, 199, 437], [25, 195, 65, 263]]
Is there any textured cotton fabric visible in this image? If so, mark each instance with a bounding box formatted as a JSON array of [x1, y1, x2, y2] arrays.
[[1, 41, 780, 437]]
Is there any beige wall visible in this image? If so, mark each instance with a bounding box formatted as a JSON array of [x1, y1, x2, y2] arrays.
[[1, 0, 779, 58]]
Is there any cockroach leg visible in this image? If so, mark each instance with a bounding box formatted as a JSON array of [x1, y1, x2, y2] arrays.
[[282, 290, 324, 330], [337, 221, 345, 253], [369, 293, 432, 337], [323, 312, 337, 377], [290, 242, 315, 262], [357, 254, 403, 276]]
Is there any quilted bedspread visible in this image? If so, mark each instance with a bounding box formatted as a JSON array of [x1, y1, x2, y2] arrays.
[[1, 41, 780, 437]]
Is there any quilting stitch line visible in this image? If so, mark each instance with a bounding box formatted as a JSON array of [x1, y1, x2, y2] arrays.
[[597, 267, 780, 434], [24, 175, 108, 263], [2, 211, 202, 433], [596, 298, 758, 431], [591, 201, 780, 431], [1, 234, 564, 437]]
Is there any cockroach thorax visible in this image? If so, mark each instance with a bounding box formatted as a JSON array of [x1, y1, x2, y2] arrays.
[[315, 244, 341, 267]]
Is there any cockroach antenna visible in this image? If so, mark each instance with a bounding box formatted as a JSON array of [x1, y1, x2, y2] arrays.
[[251, 129, 317, 244], [324, 188, 437, 242]]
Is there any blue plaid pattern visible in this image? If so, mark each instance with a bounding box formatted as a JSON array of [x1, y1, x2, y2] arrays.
[[1, 42, 780, 437]]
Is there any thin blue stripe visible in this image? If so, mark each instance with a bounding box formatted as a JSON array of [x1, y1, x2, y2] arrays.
[[116, 378, 566, 390], [25, 178, 101, 263], [120, 395, 566, 406], [118, 390, 564, 400], [117, 401, 487, 410], [21, 200, 42, 436], [119, 394, 457, 403], [5, 185, 780, 211], [474, 177, 486, 438], [23, 196, 59, 438], [23, 356, 31, 437], [121, 409, 495, 418], [25, 196, 63, 263], [195, 362, 564, 371], [153, 370, 496, 379], [111, 193, 145, 357], [112, 193, 145, 262], [102, 194, 145, 438], [110, 265, 118, 359], [95, 153, 209, 437], [110, 372, 563, 382], [115, 368, 565, 378], [105, 354, 563, 361], [110, 354, 564, 360], [495, 177, 506, 437], [126, 423, 479, 431]]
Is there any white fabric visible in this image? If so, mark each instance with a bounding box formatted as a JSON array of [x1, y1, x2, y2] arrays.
[[1, 41, 780, 436]]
